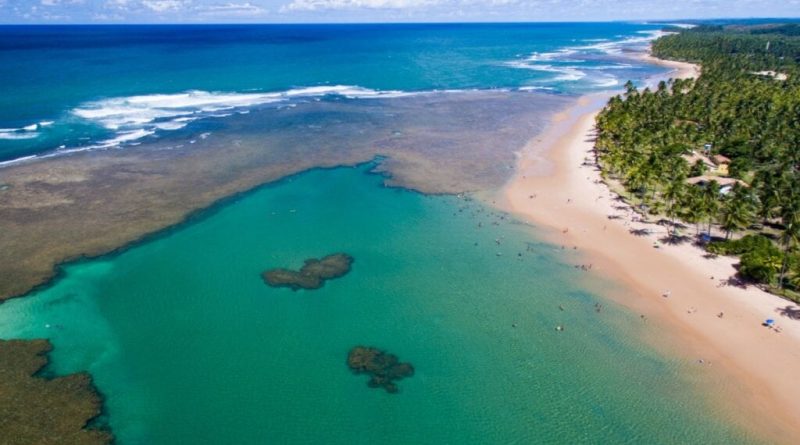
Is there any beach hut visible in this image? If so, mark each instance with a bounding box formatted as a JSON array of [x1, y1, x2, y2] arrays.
[[686, 176, 748, 195], [711, 154, 731, 176], [682, 151, 715, 170]]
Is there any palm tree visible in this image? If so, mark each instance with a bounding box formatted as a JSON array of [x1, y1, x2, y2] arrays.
[[701, 180, 722, 237], [624, 80, 637, 96], [778, 199, 800, 289], [663, 179, 686, 237], [719, 183, 755, 239], [625, 161, 655, 204], [680, 186, 705, 236]]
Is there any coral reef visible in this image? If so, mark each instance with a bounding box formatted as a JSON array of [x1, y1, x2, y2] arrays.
[[262, 253, 354, 290], [0, 91, 568, 302], [347, 346, 414, 393], [0, 339, 112, 445]]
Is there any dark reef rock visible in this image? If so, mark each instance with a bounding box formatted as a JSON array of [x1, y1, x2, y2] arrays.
[[347, 346, 414, 393], [0, 339, 112, 445], [262, 253, 354, 290]]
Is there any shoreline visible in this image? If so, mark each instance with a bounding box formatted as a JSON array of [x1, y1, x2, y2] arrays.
[[499, 58, 800, 442]]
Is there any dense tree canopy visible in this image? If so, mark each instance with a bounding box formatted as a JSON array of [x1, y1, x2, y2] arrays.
[[595, 24, 800, 295]]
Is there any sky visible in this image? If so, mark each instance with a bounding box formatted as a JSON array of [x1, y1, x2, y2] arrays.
[[0, 0, 798, 24]]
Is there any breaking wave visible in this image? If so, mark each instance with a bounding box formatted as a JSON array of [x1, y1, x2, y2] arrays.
[[505, 28, 674, 89]]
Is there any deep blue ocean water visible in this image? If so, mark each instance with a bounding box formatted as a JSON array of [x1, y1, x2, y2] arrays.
[[0, 23, 667, 163]]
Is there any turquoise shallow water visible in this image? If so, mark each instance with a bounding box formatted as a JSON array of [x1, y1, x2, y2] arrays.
[[0, 164, 756, 444]]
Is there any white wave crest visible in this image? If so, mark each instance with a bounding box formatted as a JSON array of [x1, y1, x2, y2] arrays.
[[0, 131, 39, 140], [0, 122, 42, 140], [0, 85, 542, 168], [0, 155, 38, 166], [661, 23, 697, 30], [517, 86, 555, 91], [593, 76, 620, 88], [505, 61, 586, 82], [505, 28, 665, 87], [67, 86, 416, 150]]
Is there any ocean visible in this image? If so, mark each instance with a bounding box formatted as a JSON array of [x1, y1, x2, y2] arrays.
[[0, 23, 758, 444], [0, 23, 664, 163]]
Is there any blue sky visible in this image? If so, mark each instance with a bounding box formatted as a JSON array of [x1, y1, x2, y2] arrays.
[[1, 0, 798, 24]]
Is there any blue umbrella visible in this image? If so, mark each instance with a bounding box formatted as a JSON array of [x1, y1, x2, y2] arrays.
[[765, 319, 775, 326]]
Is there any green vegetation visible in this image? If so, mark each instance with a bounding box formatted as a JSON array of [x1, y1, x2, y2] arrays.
[[595, 23, 800, 298], [707, 234, 793, 284]]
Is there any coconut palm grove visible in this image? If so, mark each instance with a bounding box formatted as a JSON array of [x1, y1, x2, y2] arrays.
[[595, 23, 800, 298]]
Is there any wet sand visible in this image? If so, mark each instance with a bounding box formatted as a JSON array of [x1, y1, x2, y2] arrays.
[[500, 59, 800, 443]]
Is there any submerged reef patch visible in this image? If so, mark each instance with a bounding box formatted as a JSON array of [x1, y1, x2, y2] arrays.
[[347, 346, 414, 393], [262, 253, 354, 290]]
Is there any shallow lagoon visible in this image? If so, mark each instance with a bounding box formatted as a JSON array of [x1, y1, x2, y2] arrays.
[[0, 165, 755, 444]]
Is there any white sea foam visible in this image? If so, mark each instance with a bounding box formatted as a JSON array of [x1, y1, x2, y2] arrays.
[[0, 133, 39, 140], [0, 121, 46, 139], [92, 129, 156, 148], [0, 85, 534, 168], [661, 23, 697, 30], [506, 61, 587, 81], [48, 129, 158, 155], [153, 121, 191, 131], [584, 64, 634, 70], [506, 28, 666, 86], [72, 86, 413, 131], [0, 128, 39, 140], [64, 86, 421, 152], [593, 76, 620, 88], [0, 154, 38, 166], [518, 86, 555, 91]]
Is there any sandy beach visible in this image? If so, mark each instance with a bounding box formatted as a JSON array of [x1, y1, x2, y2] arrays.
[[500, 59, 800, 442]]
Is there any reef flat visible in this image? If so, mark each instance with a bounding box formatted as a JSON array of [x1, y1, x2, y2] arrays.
[[0, 339, 111, 445], [0, 91, 569, 302], [263, 253, 354, 290]]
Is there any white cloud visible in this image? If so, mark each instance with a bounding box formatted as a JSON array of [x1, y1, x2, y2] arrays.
[[281, 0, 524, 11], [196, 2, 267, 15], [92, 12, 125, 20], [284, 0, 441, 11], [41, 0, 85, 5], [141, 0, 190, 12]]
